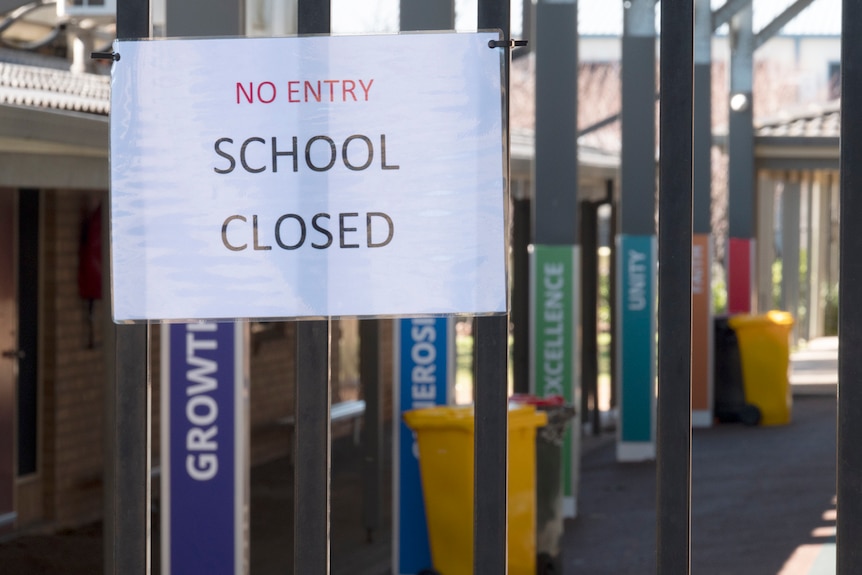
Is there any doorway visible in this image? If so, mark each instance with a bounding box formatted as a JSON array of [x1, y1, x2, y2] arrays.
[[0, 190, 16, 532]]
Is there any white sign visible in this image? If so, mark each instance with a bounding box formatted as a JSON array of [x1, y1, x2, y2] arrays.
[[110, 33, 507, 322]]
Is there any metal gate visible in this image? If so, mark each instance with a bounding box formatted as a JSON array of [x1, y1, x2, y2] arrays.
[[104, 0, 862, 573]]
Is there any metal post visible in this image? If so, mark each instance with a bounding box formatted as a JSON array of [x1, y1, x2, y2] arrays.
[[105, 3, 150, 575], [838, 0, 862, 567], [657, 1, 693, 574], [294, 6, 331, 574], [360, 320, 382, 542], [581, 202, 599, 435], [400, 0, 453, 30], [474, 315, 509, 574], [534, 0, 578, 246], [727, 3, 754, 314], [166, 0, 244, 34], [475, 1, 509, 572], [294, 320, 331, 573], [512, 197, 531, 394], [298, 0, 330, 33]]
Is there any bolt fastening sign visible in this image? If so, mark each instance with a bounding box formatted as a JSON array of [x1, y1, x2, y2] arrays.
[[109, 33, 508, 322]]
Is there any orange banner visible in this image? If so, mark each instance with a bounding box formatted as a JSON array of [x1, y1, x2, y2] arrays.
[[691, 235, 712, 418]]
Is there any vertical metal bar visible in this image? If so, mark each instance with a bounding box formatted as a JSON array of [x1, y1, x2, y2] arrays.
[[534, 0, 578, 246], [608, 193, 618, 410], [165, 0, 244, 35], [294, 6, 331, 574], [474, 315, 509, 575], [400, 0, 454, 30], [360, 320, 382, 542], [106, 2, 150, 575], [581, 202, 599, 435], [298, 0, 330, 34], [693, 0, 712, 239], [294, 320, 331, 573], [512, 197, 531, 394], [838, 1, 862, 571], [106, 324, 150, 575], [621, 0, 656, 238], [476, 2, 509, 573], [657, 1, 693, 574], [116, 0, 150, 39]]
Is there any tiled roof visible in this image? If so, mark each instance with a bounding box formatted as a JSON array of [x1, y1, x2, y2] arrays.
[[0, 50, 110, 115], [756, 101, 840, 139]]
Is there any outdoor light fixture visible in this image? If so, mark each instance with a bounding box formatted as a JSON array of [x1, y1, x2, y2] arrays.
[[730, 93, 750, 112]]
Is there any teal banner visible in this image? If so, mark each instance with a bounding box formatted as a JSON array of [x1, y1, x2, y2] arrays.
[[617, 235, 656, 456]]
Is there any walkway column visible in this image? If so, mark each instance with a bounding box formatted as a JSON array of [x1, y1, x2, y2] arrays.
[[617, 0, 656, 461], [727, 3, 755, 314], [692, 0, 713, 428], [532, 0, 580, 516]]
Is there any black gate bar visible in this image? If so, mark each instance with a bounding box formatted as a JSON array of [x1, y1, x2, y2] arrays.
[[657, 1, 694, 574], [475, 0, 510, 573], [838, 1, 862, 572], [294, 5, 332, 574], [107, 2, 150, 574]]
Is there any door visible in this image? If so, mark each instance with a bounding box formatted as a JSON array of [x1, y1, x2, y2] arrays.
[[0, 190, 15, 532]]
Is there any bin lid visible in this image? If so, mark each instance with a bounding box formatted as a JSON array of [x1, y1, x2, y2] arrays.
[[509, 393, 566, 407], [403, 404, 547, 432], [728, 310, 794, 329]]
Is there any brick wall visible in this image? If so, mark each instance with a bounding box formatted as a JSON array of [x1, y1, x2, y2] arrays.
[[34, 189, 395, 533], [41, 189, 107, 528]]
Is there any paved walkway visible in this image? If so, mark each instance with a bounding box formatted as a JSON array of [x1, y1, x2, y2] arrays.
[[0, 338, 839, 574], [250, 338, 841, 575]]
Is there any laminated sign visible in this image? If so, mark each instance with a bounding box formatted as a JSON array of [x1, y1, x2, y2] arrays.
[[110, 33, 508, 321]]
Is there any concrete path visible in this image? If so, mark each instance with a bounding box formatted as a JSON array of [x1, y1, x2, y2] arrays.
[[0, 337, 840, 574]]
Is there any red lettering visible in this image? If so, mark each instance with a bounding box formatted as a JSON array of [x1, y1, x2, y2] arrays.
[[304, 80, 321, 102], [236, 82, 254, 104], [288, 81, 300, 103], [257, 81, 277, 104], [323, 79, 337, 101], [359, 79, 373, 101], [342, 79, 356, 101]]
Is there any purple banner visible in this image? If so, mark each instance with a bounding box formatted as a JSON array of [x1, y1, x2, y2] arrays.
[[163, 322, 243, 575]]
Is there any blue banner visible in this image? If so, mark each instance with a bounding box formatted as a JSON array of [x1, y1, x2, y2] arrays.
[[617, 235, 656, 456], [395, 317, 450, 575], [163, 322, 243, 575]]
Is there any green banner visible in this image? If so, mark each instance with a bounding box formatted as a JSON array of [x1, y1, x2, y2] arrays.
[[531, 244, 578, 508]]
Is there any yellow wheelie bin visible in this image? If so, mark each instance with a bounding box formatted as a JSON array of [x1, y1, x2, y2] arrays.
[[727, 311, 795, 426], [403, 404, 547, 575]]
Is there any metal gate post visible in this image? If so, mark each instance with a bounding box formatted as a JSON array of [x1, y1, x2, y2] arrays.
[[657, 1, 693, 574], [838, 1, 862, 571], [475, 1, 510, 573], [360, 319, 382, 542], [294, 6, 332, 574], [106, 2, 151, 574]]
